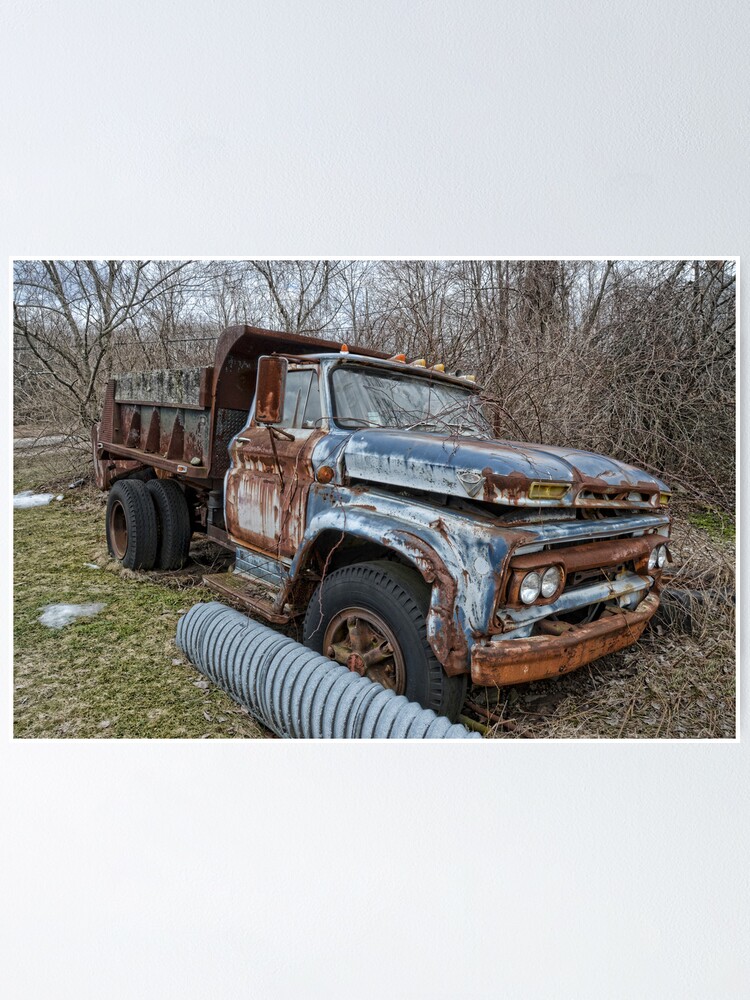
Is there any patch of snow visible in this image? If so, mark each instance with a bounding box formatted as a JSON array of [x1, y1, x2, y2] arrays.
[[83, 563, 101, 570], [14, 490, 56, 509], [39, 603, 106, 628]]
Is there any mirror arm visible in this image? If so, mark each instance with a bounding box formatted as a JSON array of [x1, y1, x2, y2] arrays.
[[266, 426, 286, 490], [268, 425, 296, 442]]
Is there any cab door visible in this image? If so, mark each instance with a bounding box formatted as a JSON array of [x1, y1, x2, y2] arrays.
[[225, 367, 322, 559]]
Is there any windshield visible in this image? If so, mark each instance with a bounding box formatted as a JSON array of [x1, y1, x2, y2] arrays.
[[330, 364, 492, 438]]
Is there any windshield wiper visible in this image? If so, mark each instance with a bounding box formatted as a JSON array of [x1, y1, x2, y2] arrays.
[[335, 416, 384, 429]]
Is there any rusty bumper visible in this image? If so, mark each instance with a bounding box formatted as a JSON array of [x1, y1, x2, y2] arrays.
[[470, 592, 660, 686]]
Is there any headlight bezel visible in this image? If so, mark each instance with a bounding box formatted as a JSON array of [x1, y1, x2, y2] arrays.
[[510, 563, 566, 606]]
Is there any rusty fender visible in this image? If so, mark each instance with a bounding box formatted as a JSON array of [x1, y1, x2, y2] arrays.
[[285, 484, 526, 676]]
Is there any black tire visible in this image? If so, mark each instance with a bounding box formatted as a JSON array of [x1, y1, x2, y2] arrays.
[[146, 478, 192, 570], [106, 479, 158, 570], [303, 560, 468, 721]]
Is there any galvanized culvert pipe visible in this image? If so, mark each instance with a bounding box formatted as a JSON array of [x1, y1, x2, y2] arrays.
[[176, 602, 480, 739]]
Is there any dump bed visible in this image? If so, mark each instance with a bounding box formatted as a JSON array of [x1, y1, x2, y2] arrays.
[[92, 323, 386, 490]]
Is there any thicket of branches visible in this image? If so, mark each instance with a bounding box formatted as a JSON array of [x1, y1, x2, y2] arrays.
[[14, 259, 735, 511]]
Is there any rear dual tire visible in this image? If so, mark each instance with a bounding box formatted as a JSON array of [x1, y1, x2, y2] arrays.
[[146, 479, 192, 570], [106, 477, 191, 571], [106, 479, 158, 569]]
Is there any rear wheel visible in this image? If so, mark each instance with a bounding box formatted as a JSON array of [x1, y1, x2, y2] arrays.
[[106, 479, 158, 569], [303, 560, 467, 721], [146, 478, 192, 570]]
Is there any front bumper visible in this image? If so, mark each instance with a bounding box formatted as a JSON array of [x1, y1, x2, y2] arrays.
[[470, 591, 660, 686]]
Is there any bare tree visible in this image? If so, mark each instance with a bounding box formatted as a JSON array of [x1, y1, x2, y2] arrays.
[[14, 259, 194, 426], [249, 260, 345, 333], [13, 258, 735, 512]]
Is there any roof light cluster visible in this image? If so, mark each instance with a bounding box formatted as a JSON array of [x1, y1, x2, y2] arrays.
[[386, 353, 476, 381]]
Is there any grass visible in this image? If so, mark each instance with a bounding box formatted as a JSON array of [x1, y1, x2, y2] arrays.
[[14, 447, 736, 739], [686, 507, 736, 544], [14, 449, 269, 739], [473, 610, 736, 739]]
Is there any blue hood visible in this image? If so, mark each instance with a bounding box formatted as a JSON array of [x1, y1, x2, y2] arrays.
[[342, 429, 669, 510]]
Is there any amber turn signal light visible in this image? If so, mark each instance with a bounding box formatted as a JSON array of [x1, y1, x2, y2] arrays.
[[316, 466, 335, 484], [528, 481, 570, 500]]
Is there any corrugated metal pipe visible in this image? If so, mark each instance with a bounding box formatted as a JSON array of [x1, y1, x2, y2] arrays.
[[176, 602, 481, 740]]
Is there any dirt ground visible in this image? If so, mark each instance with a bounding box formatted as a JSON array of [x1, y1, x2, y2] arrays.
[[13, 444, 736, 739]]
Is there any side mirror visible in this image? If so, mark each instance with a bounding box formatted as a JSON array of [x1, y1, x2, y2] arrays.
[[255, 356, 288, 425]]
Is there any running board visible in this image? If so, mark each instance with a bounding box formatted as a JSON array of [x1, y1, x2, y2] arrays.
[[202, 572, 292, 625]]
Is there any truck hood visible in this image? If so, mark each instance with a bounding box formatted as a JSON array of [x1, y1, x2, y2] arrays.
[[342, 429, 669, 510]]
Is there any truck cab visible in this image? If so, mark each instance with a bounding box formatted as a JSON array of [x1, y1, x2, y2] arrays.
[[93, 325, 671, 721]]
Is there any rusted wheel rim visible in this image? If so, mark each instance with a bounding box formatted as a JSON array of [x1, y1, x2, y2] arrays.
[[108, 499, 128, 560], [323, 608, 406, 693]]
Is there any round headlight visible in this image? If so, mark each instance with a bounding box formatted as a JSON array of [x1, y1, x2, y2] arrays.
[[519, 570, 542, 605], [648, 548, 658, 571], [540, 565, 563, 598], [657, 544, 667, 568]]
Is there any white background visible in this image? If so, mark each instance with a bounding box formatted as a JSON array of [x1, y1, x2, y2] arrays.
[[2, 2, 747, 997]]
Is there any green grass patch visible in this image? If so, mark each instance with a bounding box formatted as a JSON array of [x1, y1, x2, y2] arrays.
[[686, 508, 736, 543], [14, 485, 269, 739]]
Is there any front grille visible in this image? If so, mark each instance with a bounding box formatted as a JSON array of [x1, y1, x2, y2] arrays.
[[567, 563, 627, 589]]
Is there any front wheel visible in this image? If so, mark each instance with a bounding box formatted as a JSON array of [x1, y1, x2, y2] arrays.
[[303, 560, 467, 722]]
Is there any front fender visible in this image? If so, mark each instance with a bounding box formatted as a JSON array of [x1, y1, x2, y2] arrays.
[[289, 484, 519, 675]]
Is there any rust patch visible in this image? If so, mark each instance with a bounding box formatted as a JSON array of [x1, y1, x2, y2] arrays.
[[482, 467, 530, 503], [480, 458, 661, 509], [226, 429, 324, 561], [509, 535, 661, 575], [91, 425, 143, 489], [471, 593, 659, 686], [503, 535, 664, 608], [255, 356, 288, 425], [386, 529, 468, 675]]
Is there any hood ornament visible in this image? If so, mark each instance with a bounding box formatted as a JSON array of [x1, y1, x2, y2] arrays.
[[457, 470, 485, 497]]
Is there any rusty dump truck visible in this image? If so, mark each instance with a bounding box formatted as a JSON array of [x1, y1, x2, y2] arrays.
[[93, 324, 671, 720]]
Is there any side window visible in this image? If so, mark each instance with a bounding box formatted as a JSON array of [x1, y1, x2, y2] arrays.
[[277, 370, 321, 429], [302, 376, 321, 428]]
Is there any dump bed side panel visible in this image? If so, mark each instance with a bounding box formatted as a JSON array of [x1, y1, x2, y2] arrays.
[[93, 368, 216, 486], [114, 367, 213, 409]]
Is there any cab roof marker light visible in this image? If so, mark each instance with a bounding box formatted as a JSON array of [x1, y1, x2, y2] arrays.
[[431, 363, 445, 371], [340, 344, 349, 353], [412, 358, 427, 367], [389, 353, 407, 363]]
